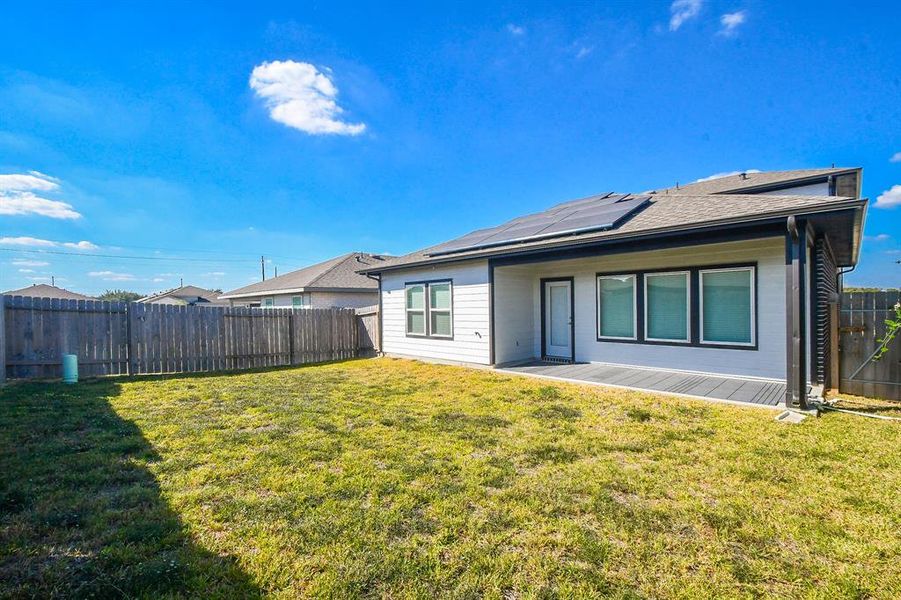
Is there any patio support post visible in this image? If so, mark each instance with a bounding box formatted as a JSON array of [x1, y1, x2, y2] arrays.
[[784, 216, 808, 409]]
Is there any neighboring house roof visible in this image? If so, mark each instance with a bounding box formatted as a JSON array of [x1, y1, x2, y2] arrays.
[[360, 190, 866, 273], [138, 285, 228, 306], [2, 284, 96, 300], [219, 253, 389, 300], [655, 167, 860, 196]]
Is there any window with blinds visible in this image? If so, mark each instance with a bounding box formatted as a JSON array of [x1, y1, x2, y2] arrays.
[[597, 274, 636, 339], [700, 267, 754, 345]]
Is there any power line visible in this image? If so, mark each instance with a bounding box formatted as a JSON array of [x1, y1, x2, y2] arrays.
[[0, 248, 258, 263]]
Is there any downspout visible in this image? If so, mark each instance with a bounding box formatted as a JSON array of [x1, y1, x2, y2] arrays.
[[785, 216, 808, 410]]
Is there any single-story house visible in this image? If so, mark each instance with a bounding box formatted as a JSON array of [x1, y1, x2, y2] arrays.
[[219, 252, 388, 309], [359, 168, 866, 410], [138, 285, 228, 307], [2, 284, 95, 301]]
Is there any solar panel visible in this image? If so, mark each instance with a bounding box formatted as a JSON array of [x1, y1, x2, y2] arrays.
[[427, 193, 651, 256]]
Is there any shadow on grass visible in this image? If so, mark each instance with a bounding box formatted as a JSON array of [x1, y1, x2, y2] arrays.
[[0, 379, 261, 598]]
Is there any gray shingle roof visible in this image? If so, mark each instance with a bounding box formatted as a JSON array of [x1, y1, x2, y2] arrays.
[[2, 284, 95, 300], [360, 192, 865, 273], [138, 285, 228, 305], [655, 168, 857, 196], [220, 253, 388, 299]]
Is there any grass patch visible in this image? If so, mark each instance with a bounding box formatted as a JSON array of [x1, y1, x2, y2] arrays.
[[1, 358, 900, 597]]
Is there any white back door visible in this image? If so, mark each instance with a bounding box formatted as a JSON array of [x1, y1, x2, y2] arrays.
[[544, 280, 573, 360]]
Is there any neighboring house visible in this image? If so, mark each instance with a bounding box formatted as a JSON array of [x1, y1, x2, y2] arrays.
[[138, 285, 228, 307], [220, 252, 388, 309], [2, 284, 96, 301], [359, 167, 866, 409]]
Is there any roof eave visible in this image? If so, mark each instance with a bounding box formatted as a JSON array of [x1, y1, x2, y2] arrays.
[[715, 168, 861, 195], [359, 198, 868, 274]]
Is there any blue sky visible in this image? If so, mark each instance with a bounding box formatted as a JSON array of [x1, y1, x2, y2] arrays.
[[1, 0, 899, 294]]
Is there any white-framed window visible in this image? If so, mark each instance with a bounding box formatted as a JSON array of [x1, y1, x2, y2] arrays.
[[700, 267, 755, 346], [597, 274, 637, 340], [405, 280, 453, 338], [405, 284, 427, 336], [263, 297, 275, 308], [292, 294, 310, 309], [429, 282, 453, 338], [644, 271, 690, 343]]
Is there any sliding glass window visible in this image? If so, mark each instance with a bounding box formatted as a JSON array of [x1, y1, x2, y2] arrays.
[[644, 271, 690, 342], [700, 267, 754, 345], [429, 282, 453, 338], [405, 281, 453, 338], [597, 275, 636, 339], [405, 284, 426, 336]]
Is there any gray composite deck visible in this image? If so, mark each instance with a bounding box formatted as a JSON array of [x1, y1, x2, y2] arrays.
[[499, 361, 786, 407]]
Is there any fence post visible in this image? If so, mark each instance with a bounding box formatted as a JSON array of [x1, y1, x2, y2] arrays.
[[0, 295, 6, 385], [125, 301, 134, 376]]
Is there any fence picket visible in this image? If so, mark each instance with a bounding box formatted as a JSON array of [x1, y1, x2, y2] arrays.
[[1, 299, 372, 380]]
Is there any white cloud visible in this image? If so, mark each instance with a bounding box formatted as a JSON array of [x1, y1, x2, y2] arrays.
[[249, 60, 366, 136], [718, 10, 747, 36], [0, 236, 98, 250], [152, 277, 165, 283], [62, 240, 98, 250], [693, 169, 761, 183], [890, 152, 901, 163], [875, 185, 901, 209], [0, 171, 81, 219], [27, 276, 52, 282], [669, 0, 703, 31], [575, 46, 594, 59], [11, 259, 49, 267], [18, 268, 35, 273], [203, 271, 226, 277], [506, 23, 525, 36], [864, 233, 892, 242], [88, 270, 136, 281]]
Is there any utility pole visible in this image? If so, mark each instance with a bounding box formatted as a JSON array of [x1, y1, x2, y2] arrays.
[[274, 266, 278, 278], [261, 255, 266, 281], [51, 276, 55, 286]]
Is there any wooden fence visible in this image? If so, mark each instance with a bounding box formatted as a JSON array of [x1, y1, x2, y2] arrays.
[[356, 306, 379, 356], [0, 295, 375, 381], [839, 290, 901, 400]]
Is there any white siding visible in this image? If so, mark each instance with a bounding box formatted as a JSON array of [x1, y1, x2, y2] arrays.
[[495, 237, 786, 379], [230, 291, 377, 309], [493, 267, 535, 365], [309, 291, 378, 309], [381, 260, 491, 364]]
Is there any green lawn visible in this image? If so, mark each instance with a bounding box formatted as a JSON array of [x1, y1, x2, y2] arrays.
[[1, 358, 899, 598]]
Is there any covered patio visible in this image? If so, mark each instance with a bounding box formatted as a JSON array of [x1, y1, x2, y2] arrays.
[[500, 360, 786, 408]]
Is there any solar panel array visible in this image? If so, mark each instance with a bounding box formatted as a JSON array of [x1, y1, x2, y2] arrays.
[[426, 192, 652, 256]]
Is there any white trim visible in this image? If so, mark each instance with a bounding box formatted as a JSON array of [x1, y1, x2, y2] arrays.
[[597, 274, 638, 340], [644, 270, 691, 343], [699, 266, 756, 346]]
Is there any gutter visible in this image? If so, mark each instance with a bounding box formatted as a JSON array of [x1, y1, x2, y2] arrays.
[[359, 198, 867, 275]]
